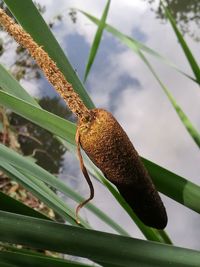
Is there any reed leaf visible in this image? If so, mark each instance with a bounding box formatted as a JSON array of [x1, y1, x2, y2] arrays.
[[1, 211, 200, 267], [84, 0, 111, 82]]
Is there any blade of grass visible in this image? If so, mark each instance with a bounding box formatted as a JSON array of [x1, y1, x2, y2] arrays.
[[0, 250, 92, 267], [0, 250, 93, 267], [143, 158, 200, 213], [84, 0, 111, 82], [162, 3, 200, 83], [0, 191, 50, 220], [4, 0, 94, 109], [1, 211, 200, 267], [0, 161, 88, 227], [79, 10, 198, 84], [0, 64, 39, 105], [0, 90, 76, 145], [138, 50, 200, 148], [1, 245, 116, 267]]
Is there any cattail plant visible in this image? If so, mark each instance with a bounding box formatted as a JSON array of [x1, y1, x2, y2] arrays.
[[0, 8, 167, 229]]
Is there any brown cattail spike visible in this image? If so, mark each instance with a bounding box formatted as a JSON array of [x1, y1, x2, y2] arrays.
[[78, 109, 168, 229]]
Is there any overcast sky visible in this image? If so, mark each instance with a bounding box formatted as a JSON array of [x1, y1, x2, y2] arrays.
[[1, 0, 200, 249]]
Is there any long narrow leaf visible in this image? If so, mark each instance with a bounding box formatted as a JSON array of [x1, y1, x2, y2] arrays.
[[0, 90, 76, 145], [0, 250, 92, 267], [163, 3, 200, 83], [143, 158, 200, 213], [138, 50, 200, 148], [1, 244, 116, 267], [0, 191, 50, 220], [0, 251, 91, 267], [0, 162, 87, 227], [0, 64, 39, 105], [4, 0, 94, 109], [84, 0, 111, 82], [1, 211, 200, 267], [79, 10, 197, 84]]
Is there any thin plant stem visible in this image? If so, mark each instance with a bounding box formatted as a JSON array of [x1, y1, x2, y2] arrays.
[[75, 130, 94, 223], [0, 8, 93, 123]]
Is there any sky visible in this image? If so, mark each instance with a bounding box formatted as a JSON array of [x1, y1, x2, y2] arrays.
[[1, 0, 200, 249]]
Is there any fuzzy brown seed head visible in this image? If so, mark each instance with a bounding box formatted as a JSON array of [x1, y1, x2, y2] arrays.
[[78, 109, 168, 229], [0, 8, 92, 123]]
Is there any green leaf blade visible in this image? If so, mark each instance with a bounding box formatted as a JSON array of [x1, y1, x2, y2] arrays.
[[163, 4, 200, 83], [0, 162, 82, 226], [84, 0, 111, 82], [0, 64, 39, 106], [79, 10, 198, 84], [0, 90, 76, 144], [138, 51, 200, 149], [143, 158, 200, 213], [0, 191, 50, 220], [0, 250, 93, 267], [1, 211, 200, 267]]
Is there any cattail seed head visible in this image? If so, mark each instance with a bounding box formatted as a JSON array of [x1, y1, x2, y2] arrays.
[[0, 8, 93, 123], [78, 109, 168, 229]]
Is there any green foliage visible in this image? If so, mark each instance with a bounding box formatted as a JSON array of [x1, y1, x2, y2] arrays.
[[0, 0, 199, 266], [162, 3, 200, 83], [1, 211, 200, 267], [84, 0, 111, 82]]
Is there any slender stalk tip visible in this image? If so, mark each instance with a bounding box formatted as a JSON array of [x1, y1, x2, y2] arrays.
[[0, 8, 93, 123]]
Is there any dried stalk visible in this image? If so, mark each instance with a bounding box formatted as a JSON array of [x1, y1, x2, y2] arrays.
[[0, 8, 93, 123]]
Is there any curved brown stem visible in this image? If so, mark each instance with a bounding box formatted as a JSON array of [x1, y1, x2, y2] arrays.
[[75, 129, 94, 224]]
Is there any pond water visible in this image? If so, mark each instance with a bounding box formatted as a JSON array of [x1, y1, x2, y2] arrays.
[[1, 0, 200, 249]]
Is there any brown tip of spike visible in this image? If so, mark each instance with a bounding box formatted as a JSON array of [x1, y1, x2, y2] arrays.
[[116, 184, 167, 229], [78, 109, 168, 229]]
